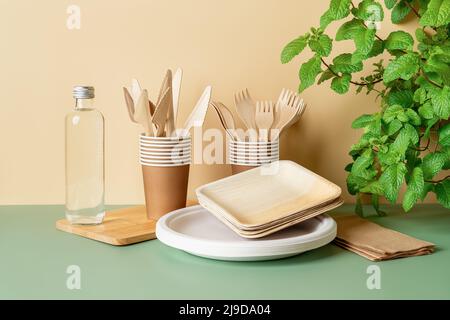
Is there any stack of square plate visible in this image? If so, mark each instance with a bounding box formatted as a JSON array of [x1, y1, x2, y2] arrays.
[[196, 161, 343, 238]]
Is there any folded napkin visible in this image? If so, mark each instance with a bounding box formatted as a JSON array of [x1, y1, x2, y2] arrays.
[[333, 215, 435, 261]]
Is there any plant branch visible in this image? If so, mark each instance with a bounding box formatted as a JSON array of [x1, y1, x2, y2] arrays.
[[422, 71, 444, 89], [416, 138, 431, 151], [425, 175, 450, 184], [404, 1, 421, 18], [320, 57, 383, 86]]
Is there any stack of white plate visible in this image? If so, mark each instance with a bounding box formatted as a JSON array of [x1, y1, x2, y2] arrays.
[[139, 134, 191, 167], [156, 205, 337, 261], [228, 139, 279, 166]]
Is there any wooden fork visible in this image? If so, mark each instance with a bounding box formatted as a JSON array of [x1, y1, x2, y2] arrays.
[[255, 101, 274, 142], [272, 88, 294, 129], [234, 88, 257, 131]]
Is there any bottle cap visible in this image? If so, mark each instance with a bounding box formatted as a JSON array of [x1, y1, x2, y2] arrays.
[[73, 86, 95, 99]]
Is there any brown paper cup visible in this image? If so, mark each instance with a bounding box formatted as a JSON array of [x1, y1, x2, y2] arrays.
[[141, 164, 190, 220], [139, 133, 191, 220]]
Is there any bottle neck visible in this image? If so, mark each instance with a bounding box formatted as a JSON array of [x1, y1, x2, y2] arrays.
[[75, 98, 94, 110]]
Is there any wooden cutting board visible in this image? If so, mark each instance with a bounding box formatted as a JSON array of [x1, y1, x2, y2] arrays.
[[56, 206, 155, 246], [56, 201, 198, 246]]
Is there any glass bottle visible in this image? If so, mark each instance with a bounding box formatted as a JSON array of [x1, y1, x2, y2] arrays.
[[65, 86, 105, 224]]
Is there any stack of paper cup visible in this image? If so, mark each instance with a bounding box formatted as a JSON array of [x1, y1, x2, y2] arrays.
[[139, 134, 191, 220], [228, 139, 280, 174]]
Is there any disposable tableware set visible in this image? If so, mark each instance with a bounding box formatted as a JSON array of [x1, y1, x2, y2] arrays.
[[49, 56, 438, 264], [122, 77, 348, 260]]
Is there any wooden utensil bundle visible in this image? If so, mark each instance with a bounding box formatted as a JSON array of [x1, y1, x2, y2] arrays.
[[196, 160, 343, 238], [211, 88, 306, 142], [123, 68, 212, 138]]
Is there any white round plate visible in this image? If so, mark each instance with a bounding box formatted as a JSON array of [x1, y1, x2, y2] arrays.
[[156, 205, 336, 261]]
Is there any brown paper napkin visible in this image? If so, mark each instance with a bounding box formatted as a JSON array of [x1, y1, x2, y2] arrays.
[[333, 215, 435, 261]]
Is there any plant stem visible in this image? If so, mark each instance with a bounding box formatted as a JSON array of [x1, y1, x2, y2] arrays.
[[416, 138, 431, 151], [426, 175, 450, 184], [422, 71, 444, 89], [320, 58, 383, 86], [404, 1, 421, 18]]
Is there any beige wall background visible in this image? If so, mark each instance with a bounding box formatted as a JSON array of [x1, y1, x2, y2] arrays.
[[0, 0, 435, 205]]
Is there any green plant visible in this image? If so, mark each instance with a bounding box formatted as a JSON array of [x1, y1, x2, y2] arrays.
[[282, 0, 450, 214]]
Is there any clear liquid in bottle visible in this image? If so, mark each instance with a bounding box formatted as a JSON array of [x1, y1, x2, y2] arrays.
[[65, 86, 105, 224]]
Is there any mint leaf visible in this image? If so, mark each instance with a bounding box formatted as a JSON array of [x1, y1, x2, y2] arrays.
[[299, 55, 322, 92], [333, 53, 363, 73], [429, 86, 450, 119], [385, 31, 414, 51], [439, 123, 450, 146], [402, 167, 425, 211], [380, 162, 407, 203], [422, 152, 446, 179], [281, 34, 309, 64], [352, 28, 376, 63], [321, 0, 352, 29], [406, 109, 422, 125], [420, 0, 450, 27], [414, 87, 427, 104], [383, 53, 420, 83], [390, 126, 413, 156], [404, 123, 419, 144], [391, 1, 412, 24], [387, 119, 403, 135], [387, 90, 413, 107], [360, 181, 384, 195], [336, 19, 365, 41], [309, 34, 333, 57], [351, 149, 375, 175], [352, 114, 376, 128], [331, 74, 351, 94], [317, 69, 335, 84], [355, 0, 384, 21], [419, 101, 434, 119], [385, 0, 398, 9], [415, 27, 429, 42], [383, 104, 404, 123], [347, 173, 369, 194], [435, 180, 450, 209], [367, 39, 385, 58]]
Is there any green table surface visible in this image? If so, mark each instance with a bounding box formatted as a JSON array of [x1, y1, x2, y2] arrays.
[[0, 204, 449, 299]]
